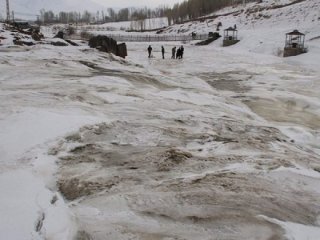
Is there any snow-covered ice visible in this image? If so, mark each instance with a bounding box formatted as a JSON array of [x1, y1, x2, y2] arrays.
[[1, 0, 320, 239]]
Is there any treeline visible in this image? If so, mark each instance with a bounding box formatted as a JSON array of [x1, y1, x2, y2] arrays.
[[37, 7, 167, 24], [37, 0, 258, 26], [166, 0, 259, 24]]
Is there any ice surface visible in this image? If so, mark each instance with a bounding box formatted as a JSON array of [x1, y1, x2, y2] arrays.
[[0, 0, 320, 238]]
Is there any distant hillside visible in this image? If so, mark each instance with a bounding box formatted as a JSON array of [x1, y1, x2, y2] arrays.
[[162, 0, 319, 35]]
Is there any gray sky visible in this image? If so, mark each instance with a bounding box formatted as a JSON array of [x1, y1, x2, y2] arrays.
[[91, 0, 184, 9]]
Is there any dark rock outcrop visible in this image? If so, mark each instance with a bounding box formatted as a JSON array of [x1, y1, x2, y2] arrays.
[[65, 39, 79, 46], [13, 39, 35, 46], [89, 35, 127, 58], [31, 30, 43, 41], [50, 41, 69, 46], [54, 31, 64, 39]]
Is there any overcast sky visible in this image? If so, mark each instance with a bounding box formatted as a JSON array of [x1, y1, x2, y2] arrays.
[[91, 0, 184, 9]]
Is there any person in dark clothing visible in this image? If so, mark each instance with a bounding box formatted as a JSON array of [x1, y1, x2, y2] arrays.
[[180, 45, 184, 59], [172, 46, 176, 59], [147, 45, 152, 58], [176, 47, 181, 59], [161, 46, 165, 59], [217, 21, 222, 31]]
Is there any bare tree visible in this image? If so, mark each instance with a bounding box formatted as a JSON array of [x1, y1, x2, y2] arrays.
[[107, 8, 116, 21]]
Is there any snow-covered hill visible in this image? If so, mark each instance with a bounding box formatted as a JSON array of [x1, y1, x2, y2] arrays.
[[165, 0, 320, 33], [161, 0, 320, 55]]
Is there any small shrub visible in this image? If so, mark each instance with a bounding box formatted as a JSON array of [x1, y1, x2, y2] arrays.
[[80, 30, 93, 40], [68, 26, 76, 35]]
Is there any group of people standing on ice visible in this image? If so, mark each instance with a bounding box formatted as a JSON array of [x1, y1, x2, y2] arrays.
[[171, 46, 184, 59], [147, 45, 184, 59]]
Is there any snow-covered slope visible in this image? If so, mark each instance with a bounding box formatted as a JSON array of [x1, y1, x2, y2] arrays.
[[162, 0, 320, 54]]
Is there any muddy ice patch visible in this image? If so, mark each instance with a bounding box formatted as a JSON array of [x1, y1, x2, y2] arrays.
[[185, 119, 294, 158], [55, 119, 298, 163], [53, 119, 316, 198], [78, 60, 171, 89], [243, 97, 320, 130], [69, 121, 189, 147], [51, 120, 320, 239], [150, 171, 319, 224], [57, 146, 194, 201], [195, 71, 254, 93], [54, 121, 192, 201], [120, 171, 318, 239]]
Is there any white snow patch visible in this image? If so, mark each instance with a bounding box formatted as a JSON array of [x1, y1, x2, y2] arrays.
[[260, 216, 320, 240]]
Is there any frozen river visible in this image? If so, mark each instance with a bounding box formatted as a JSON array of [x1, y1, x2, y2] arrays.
[[0, 36, 320, 239]]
